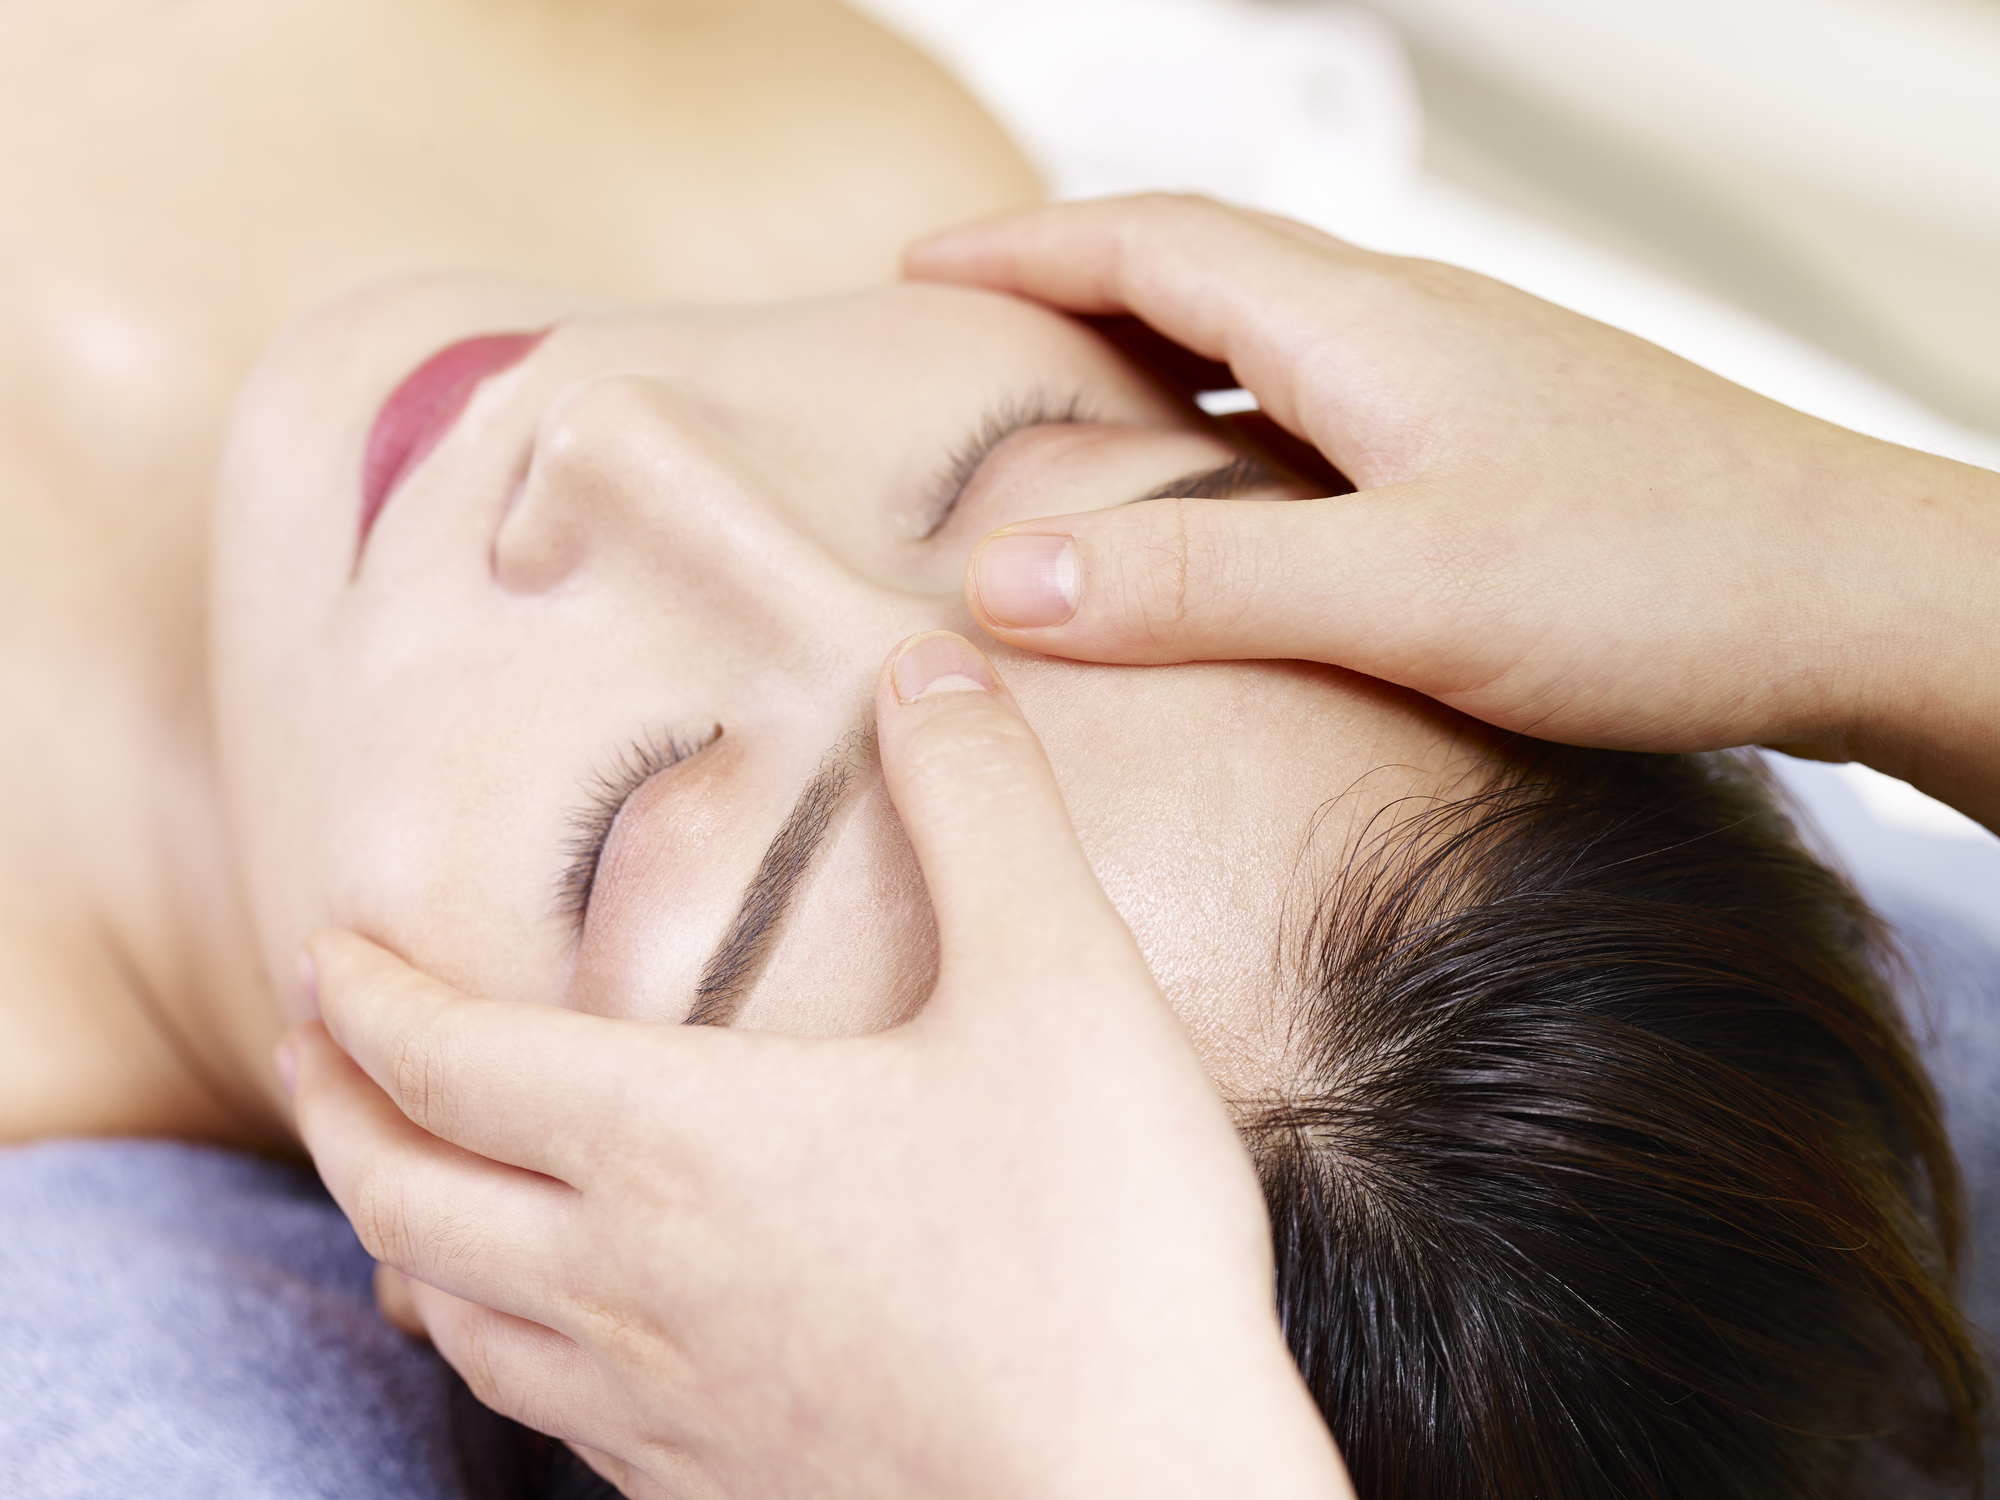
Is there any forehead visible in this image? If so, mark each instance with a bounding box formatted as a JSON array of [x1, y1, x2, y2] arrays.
[[1030, 655, 1494, 1100], [728, 650, 1494, 1102]]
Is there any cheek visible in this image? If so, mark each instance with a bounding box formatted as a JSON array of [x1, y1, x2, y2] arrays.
[[245, 760, 545, 1008], [210, 359, 372, 710], [225, 651, 582, 1011]]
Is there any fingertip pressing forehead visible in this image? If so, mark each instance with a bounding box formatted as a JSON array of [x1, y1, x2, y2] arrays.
[[718, 644, 1497, 1107]]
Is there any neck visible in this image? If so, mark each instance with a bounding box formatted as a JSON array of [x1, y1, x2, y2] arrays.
[[0, 637, 294, 1149], [115, 694, 298, 1150]]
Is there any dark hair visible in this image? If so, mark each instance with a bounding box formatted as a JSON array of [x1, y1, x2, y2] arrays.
[[467, 746, 1984, 1499], [1249, 747, 1986, 1498]]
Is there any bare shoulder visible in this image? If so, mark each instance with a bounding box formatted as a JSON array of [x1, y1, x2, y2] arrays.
[[0, 0, 1040, 309], [0, 822, 249, 1143]]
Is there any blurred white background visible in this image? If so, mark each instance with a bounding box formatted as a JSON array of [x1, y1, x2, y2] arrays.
[[1363, 0, 2000, 438]]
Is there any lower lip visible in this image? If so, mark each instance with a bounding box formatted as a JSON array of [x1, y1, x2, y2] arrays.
[[358, 328, 551, 552]]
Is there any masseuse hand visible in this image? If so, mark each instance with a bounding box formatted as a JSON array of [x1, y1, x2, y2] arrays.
[[281, 631, 1352, 1500], [908, 195, 2000, 830]]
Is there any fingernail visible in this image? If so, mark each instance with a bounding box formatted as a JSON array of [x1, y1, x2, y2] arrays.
[[891, 632, 999, 705], [972, 533, 1079, 628], [274, 1038, 298, 1096], [296, 948, 320, 1020]]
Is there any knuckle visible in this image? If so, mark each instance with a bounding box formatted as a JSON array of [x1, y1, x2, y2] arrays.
[[1377, 258, 1515, 336], [1133, 189, 1219, 220], [449, 1317, 579, 1445], [1111, 193, 1215, 279], [1396, 256, 1475, 299], [346, 1155, 414, 1268], [387, 1023, 455, 1140], [450, 1311, 513, 1413], [568, 1291, 657, 1372], [422, 1208, 489, 1279], [1126, 500, 1264, 651], [1125, 498, 1195, 647]]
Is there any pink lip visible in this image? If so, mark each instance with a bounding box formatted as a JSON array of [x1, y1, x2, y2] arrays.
[[359, 328, 551, 553]]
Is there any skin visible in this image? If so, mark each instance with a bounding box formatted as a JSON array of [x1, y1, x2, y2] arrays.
[[213, 274, 1491, 1113], [0, 8, 1496, 1145], [0, 0, 1046, 1144], [4, 12, 1393, 1491], [285, 195, 2000, 1499], [19, 1, 1986, 1485], [284, 644, 1358, 1500]]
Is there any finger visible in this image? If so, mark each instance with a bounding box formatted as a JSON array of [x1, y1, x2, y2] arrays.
[[962, 481, 1514, 691], [302, 929, 642, 1183], [398, 1273, 602, 1450], [904, 194, 1383, 447], [568, 1443, 644, 1499], [875, 633, 1146, 1000], [375, 1262, 428, 1338], [904, 194, 1349, 330], [287, 1019, 580, 1322]]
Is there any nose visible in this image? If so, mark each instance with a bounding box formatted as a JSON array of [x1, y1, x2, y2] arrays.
[[494, 373, 937, 655]]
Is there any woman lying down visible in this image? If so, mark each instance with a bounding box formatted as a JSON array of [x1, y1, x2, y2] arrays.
[[0, 1, 1986, 1497]]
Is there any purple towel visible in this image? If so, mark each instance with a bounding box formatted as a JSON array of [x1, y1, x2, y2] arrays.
[[0, 1138, 467, 1499]]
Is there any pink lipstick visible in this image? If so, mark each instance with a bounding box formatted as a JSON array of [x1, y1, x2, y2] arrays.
[[359, 328, 550, 551]]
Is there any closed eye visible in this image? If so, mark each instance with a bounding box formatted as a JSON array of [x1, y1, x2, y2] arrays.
[[919, 389, 1091, 539], [1133, 453, 1282, 503], [921, 395, 1290, 541], [556, 725, 720, 929]]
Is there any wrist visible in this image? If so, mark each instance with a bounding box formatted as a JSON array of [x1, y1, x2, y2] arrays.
[[1831, 437, 2000, 832]]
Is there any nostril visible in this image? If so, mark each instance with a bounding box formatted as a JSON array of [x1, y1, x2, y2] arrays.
[[489, 370, 841, 617], [494, 487, 593, 598], [492, 440, 597, 596], [491, 374, 702, 596], [488, 467, 533, 579]]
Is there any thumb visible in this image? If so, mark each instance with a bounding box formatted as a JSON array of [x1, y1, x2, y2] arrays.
[[874, 632, 1147, 1013], [965, 484, 1477, 677]]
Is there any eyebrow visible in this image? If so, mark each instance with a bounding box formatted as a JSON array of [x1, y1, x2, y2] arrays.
[[670, 452, 1276, 1027], [1132, 453, 1282, 504], [683, 741, 859, 1027]]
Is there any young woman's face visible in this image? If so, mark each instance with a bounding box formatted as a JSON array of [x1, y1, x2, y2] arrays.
[[211, 279, 1480, 1101]]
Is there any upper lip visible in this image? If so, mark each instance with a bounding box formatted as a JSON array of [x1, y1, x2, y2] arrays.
[[357, 328, 552, 559]]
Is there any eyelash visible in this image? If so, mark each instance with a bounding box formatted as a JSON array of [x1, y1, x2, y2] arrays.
[[556, 726, 720, 927], [555, 389, 1176, 928], [552, 395, 1075, 930], [921, 389, 1091, 538]]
